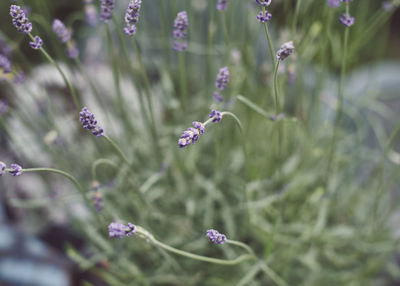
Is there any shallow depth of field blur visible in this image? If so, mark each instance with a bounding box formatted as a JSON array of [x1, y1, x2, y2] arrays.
[[1, 0, 400, 285]]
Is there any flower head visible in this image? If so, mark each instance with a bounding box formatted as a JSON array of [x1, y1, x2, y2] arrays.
[[100, 0, 115, 23], [79, 107, 104, 137], [215, 66, 230, 91], [209, 110, 222, 123], [213, 91, 224, 102], [29, 36, 43, 50], [178, 121, 205, 148], [84, 0, 98, 26], [0, 36, 13, 56], [9, 163, 22, 176], [216, 0, 230, 10], [0, 162, 6, 176], [276, 41, 295, 61], [108, 222, 136, 238], [0, 54, 12, 74], [327, 0, 341, 7], [124, 0, 142, 36], [339, 13, 355, 27], [206, 229, 227, 245], [256, 0, 272, 6], [66, 41, 79, 59], [52, 19, 71, 43], [173, 11, 188, 52], [92, 190, 103, 212], [256, 10, 272, 23], [10, 5, 32, 34]]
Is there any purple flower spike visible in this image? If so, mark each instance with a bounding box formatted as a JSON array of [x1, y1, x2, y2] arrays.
[[327, 0, 341, 7], [206, 229, 227, 245], [216, 0, 230, 11], [108, 222, 136, 238], [124, 0, 142, 36], [66, 41, 79, 59], [257, 10, 272, 23], [52, 19, 71, 43], [215, 66, 230, 91], [209, 110, 222, 123], [0, 162, 6, 176], [79, 107, 104, 137], [178, 121, 205, 148], [92, 190, 103, 212], [0, 54, 12, 74], [213, 91, 224, 102], [10, 5, 32, 34], [256, 0, 272, 6], [29, 36, 43, 50], [9, 163, 22, 176], [339, 14, 355, 27], [84, 0, 98, 26], [100, 0, 115, 23], [276, 41, 295, 61], [173, 11, 188, 52]]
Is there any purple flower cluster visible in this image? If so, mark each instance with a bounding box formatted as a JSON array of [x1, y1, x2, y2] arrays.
[[215, 66, 230, 90], [0, 54, 12, 74], [93, 190, 103, 212], [206, 229, 227, 245], [29, 36, 43, 50], [270, 113, 285, 121], [340, 14, 355, 27], [66, 41, 79, 59], [178, 121, 205, 148], [257, 10, 272, 23], [216, 0, 230, 11], [276, 41, 295, 61], [9, 163, 22, 176], [53, 19, 71, 43], [10, 5, 32, 34], [173, 11, 189, 52], [209, 110, 222, 123], [213, 92, 224, 103], [108, 222, 136, 238], [0, 100, 9, 113], [327, 0, 341, 7], [124, 0, 142, 36], [84, 0, 98, 26], [100, 0, 115, 23], [0, 36, 12, 56], [0, 162, 6, 176], [79, 107, 104, 137], [256, 0, 272, 7]]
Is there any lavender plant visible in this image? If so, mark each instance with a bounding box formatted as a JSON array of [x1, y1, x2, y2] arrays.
[[1, 1, 400, 285]]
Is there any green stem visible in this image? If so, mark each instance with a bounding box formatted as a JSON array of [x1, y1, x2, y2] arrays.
[[326, 7, 350, 188], [91, 158, 118, 180], [273, 60, 281, 115], [259, 262, 288, 286], [291, 0, 302, 39], [178, 52, 187, 113], [226, 239, 255, 256], [262, 7, 276, 67], [29, 34, 80, 109], [103, 135, 132, 168], [152, 239, 255, 265]]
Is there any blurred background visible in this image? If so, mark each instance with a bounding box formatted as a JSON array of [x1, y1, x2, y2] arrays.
[[1, 0, 400, 285]]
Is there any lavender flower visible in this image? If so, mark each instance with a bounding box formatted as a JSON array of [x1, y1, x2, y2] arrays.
[[9, 163, 22, 176], [206, 229, 227, 245], [92, 190, 103, 212], [10, 5, 32, 34], [327, 0, 341, 7], [270, 113, 285, 121], [29, 36, 43, 50], [276, 41, 295, 61], [0, 37, 13, 56], [256, 0, 272, 6], [0, 162, 6, 176], [173, 11, 188, 52], [79, 107, 104, 137], [215, 66, 230, 90], [339, 14, 355, 27], [209, 110, 222, 123], [84, 0, 98, 26], [52, 19, 71, 43], [178, 121, 205, 148], [340, 0, 352, 2], [216, 0, 230, 11], [0, 54, 12, 74], [100, 0, 115, 23], [13, 71, 25, 84], [213, 91, 224, 102], [108, 222, 136, 238], [256, 10, 272, 23], [0, 99, 9, 113], [66, 41, 79, 59], [124, 0, 142, 36]]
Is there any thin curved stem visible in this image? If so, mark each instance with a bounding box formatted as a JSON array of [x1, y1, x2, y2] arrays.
[[28, 34, 80, 109], [226, 239, 255, 256], [273, 60, 281, 115], [220, 111, 244, 135], [103, 135, 131, 167], [152, 239, 255, 265], [91, 158, 119, 180], [262, 7, 276, 67]]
